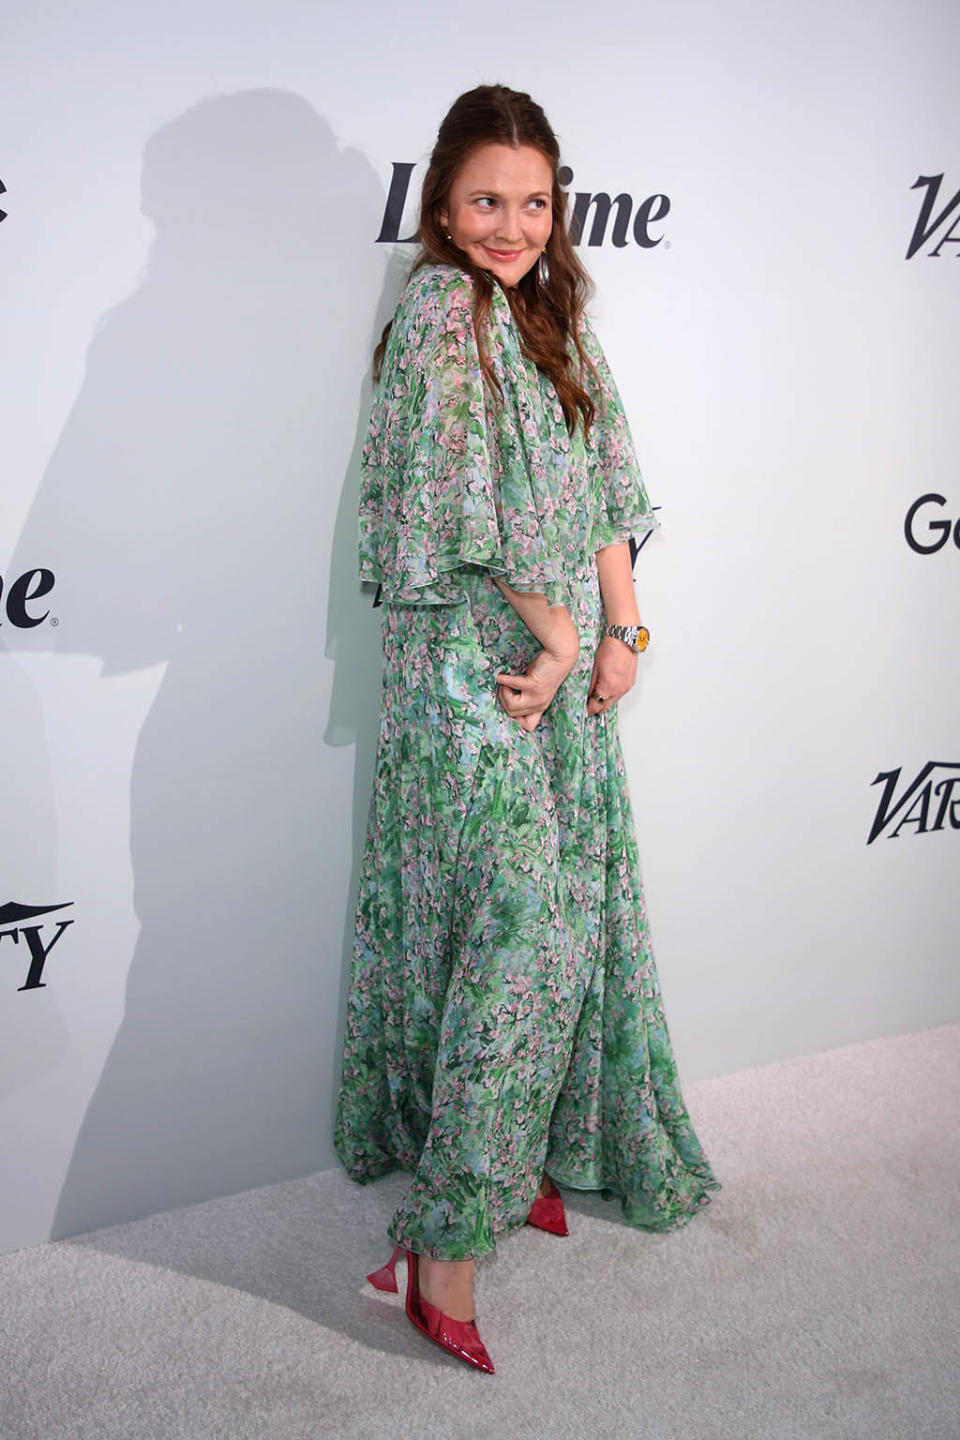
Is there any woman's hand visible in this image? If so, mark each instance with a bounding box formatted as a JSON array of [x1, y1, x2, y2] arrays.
[[491, 579, 579, 731], [586, 635, 637, 716], [497, 644, 578, 733]]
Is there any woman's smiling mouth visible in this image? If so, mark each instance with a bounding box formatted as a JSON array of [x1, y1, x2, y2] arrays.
[[482, 245, 525, 261]]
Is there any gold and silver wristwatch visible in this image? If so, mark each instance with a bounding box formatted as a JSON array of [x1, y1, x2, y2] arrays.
[[604, 623, 650, 653]]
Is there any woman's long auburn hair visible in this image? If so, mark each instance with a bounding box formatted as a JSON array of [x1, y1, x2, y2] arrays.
[[372, 84, 598, 436]]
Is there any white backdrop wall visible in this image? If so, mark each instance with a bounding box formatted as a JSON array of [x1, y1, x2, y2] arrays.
[[1, 0, 958, 1256]]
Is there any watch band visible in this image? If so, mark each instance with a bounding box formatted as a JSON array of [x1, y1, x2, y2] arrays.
[[604, 623, 650, 653]]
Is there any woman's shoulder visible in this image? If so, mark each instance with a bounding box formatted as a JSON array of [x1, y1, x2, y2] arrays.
[[380, 263, 481, 378], [397, 262, 475, 327], [574, 304, 602, 353], [572, 306, 617, 395]]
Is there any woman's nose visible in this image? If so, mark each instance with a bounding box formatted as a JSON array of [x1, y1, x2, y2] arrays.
[[494, 209, 523, 243]]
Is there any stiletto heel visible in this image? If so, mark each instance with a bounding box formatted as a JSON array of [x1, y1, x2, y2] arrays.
[[366, 1243, 404, 1293], [526, 1175, 569, 1236], [365, 1245, 495, 1374]]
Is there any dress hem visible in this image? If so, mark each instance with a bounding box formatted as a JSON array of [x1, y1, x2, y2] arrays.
[[341, 1156, 721, 1257], [545, 1168, 722, 1233]]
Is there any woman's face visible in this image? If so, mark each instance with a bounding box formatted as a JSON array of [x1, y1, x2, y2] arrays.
[[439, 143, 553, 288]]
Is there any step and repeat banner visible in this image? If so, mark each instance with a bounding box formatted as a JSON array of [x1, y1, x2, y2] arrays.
[[1, 0, 958, 1254]]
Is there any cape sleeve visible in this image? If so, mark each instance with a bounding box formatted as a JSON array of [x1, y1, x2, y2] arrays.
[[577, 311, 660, 553], [358, 267, 573, 607]]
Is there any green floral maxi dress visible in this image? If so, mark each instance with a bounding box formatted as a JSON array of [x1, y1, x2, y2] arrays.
[[333, 262, 720, 1260]]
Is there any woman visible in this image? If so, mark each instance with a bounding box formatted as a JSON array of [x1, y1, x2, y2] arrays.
[[334, 83, 720, 1374]]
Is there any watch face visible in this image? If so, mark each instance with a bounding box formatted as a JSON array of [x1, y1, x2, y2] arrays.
[[635, 626, 650, 652]]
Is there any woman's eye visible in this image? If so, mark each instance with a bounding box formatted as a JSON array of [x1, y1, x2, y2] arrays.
[[476, 197, 496, 209]]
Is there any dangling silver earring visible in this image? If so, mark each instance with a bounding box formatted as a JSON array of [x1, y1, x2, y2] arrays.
[[446, 231, 453, 240], [538, 250, 551, 287]]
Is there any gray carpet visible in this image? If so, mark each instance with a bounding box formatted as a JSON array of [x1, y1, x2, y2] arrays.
[[1, 1024, 957, 1440]]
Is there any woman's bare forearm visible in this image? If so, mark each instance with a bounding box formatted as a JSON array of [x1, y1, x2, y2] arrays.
[[595, 542, 641, 626], [493, 578, 579, 661]]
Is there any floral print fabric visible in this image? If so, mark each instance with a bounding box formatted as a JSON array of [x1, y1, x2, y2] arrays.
[[334, 263, 720, 1259]]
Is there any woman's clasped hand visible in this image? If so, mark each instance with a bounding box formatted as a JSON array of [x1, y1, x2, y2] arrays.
[[497, 630, 638, 730], [496, 640, 579, 732], [494, 587, 579, 732]]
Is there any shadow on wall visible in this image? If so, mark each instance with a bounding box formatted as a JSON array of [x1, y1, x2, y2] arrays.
[[9, 89, 410, 1240]]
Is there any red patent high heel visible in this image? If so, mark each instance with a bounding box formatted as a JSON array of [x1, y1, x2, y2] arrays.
[[525, 1175, 569, 1236], [365, 1244, 495, 1375]]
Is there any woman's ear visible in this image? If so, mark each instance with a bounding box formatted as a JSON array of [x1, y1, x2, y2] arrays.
[[438, 204, 449, 231]]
